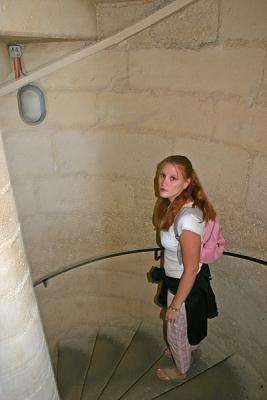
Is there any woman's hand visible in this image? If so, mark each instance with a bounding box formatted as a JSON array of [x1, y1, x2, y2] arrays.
[[165, 305, 180, 322]]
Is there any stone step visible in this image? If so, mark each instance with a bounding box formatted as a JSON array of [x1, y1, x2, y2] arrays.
[[57, 335, 96, 400], [81, 325, 137, 400], [98, 322, 166, 400], [56, 326, 267, 400], [120, 339, 232, 400], [154, 353, 267, 400]]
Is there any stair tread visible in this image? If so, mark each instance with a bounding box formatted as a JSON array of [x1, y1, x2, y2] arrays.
[[57, 327, 266, 400], [154, 352, 267, 400], [98, 322, 165, 400], [120, 339, 232, 400], [57, 336, 96, 400], [81, 325, 137, 400]]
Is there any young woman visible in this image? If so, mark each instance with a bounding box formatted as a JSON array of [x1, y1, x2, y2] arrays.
[[152, 155, 218, 381]]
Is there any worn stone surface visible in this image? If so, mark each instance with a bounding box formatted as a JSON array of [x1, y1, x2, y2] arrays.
[[97, 0, 160, 39], [0, 94, 27, 130], [257, 83, 267, 107], [247, 156, 267, 221], [173, 137, 249, 205], [215, 100, 267, 154], [3, 131, 54, 179], [128, 0, 218, 49], [0, 129, 10, 188], [45, 91, 99, 128], [21, 212, 130, 277], [98, 92, 215, 138], [3, 44, 129, 93], [12, 180, 37, 217], [0, 0, 96, 39], [218, 205, 267, 260], [35, 175, 134, 214], [129, 47, 265, 95], [0, 189, 19, 244], [36, 50, 128, 91], [97, 0, 218, 49], [257, 55, 267, 106], [0, 44, 11, 84], [211, 256, 267, 381], [22, 42, 87, 73], [54, 127, 170, 177], [220, 0, 267, 41]]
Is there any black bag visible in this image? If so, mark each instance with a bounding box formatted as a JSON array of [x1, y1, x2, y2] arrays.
[[147, 266, 167, 307]]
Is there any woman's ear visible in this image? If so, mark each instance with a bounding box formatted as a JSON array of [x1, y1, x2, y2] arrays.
[[183, 178, 191, 190]]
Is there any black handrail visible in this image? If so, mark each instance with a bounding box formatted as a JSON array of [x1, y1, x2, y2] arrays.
[[223, 251, 267, 265], [33, 248, 267, 288]]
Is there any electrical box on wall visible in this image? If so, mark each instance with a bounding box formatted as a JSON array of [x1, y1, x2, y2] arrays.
[[8, 45, 23, 58]]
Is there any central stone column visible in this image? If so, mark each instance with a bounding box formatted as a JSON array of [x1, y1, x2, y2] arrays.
[[0, 131, 59, 400]]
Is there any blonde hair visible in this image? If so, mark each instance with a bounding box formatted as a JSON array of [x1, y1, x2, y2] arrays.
[[153, 155, 216, 230]]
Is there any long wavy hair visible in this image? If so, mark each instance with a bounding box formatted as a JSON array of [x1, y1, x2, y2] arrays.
[[153, 155, 216, 230]]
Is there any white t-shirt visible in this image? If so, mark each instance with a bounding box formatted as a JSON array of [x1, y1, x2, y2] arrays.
[[160, 204, 205, 279]]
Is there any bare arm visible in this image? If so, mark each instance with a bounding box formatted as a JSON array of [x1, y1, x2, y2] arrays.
[[165, 229, 201, 321]]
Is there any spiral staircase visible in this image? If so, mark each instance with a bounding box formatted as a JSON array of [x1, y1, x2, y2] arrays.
[[33, 249, 267, 400], [54, 321, 265, 400]]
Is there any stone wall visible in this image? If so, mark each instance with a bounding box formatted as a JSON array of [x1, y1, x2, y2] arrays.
[[0, 44, 11, 82], [0, 0, 96, 40], [96, 0, 218, 48], [0, 0, 266, 282]]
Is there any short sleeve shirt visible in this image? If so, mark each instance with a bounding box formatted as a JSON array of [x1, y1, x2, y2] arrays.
[[160, 204, 205, 279]]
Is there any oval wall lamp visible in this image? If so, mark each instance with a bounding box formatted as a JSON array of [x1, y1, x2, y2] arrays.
[[17, 84, 46, 125]]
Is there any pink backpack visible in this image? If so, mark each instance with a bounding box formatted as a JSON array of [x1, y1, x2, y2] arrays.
[[174, 213, 225, 264], [200, 217, 225, 263]]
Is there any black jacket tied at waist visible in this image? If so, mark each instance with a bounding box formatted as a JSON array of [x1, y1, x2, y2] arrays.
[[150, 264, 218, 346]]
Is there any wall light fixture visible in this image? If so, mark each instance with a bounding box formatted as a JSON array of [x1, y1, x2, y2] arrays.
[[18, 84, 46, 125]]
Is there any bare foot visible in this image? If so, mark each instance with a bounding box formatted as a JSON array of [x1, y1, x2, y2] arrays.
[[156, 367, 187, 382]]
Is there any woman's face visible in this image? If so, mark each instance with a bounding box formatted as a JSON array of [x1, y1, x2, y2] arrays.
[[158, 163, 190, 203]]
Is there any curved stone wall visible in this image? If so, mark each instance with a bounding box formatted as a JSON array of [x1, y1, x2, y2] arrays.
[[0, 0, 266, 281], [0, 0, 96, 40]]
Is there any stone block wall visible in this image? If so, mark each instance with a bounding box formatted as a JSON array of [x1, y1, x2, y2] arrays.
[[0, 0, 266, 281], [0, 0, 96, 40], [0, 44, 11, 82], [96, 0, 218, 49]]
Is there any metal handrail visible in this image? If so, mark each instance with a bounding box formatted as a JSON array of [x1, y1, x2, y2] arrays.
[[33, 248, 267, 288]]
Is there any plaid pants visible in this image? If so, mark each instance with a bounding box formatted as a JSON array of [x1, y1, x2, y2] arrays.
[[167, 291, 198, 374]]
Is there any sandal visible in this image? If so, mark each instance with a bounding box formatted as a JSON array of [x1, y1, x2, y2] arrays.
[[156, 367, 187, 382]]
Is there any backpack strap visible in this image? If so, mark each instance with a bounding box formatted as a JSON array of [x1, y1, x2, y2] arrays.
[[173, 212, 183, 265], [173, 206, 190, 239]]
